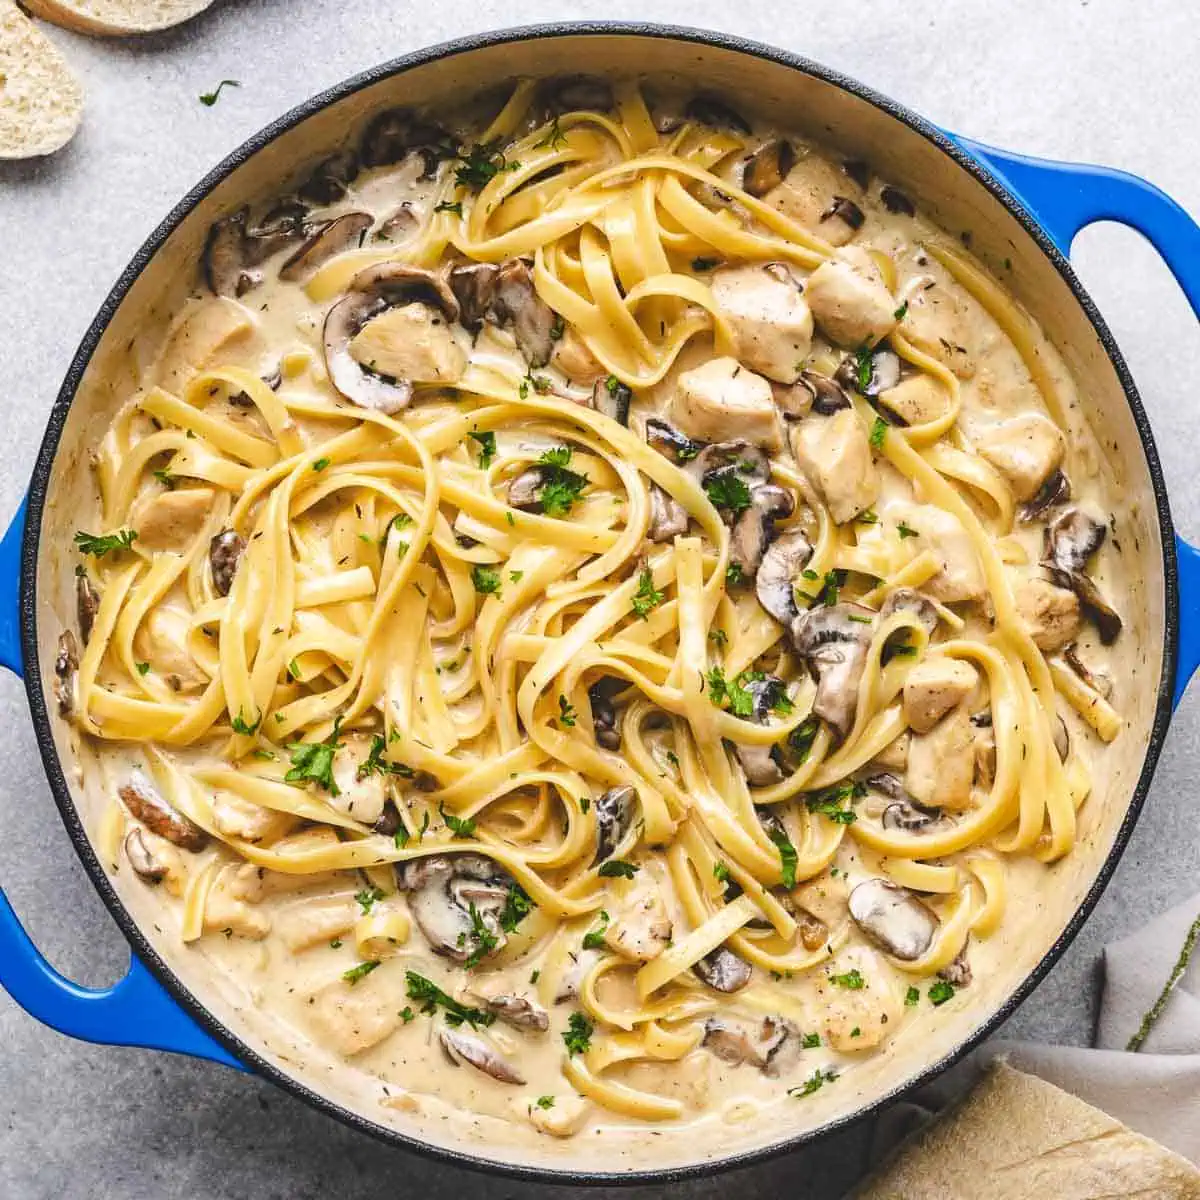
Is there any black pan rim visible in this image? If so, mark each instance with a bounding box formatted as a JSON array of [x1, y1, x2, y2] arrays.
[[17, 19, 1179, 1187]]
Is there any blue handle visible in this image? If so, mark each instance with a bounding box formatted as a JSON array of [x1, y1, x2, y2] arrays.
[[953, 137, 1200, 704], [0, 505, 242, 1070]]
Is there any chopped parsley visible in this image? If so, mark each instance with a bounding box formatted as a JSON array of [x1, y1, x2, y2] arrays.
[[405, 970, 494, 1028], [152, 468, 176, 489], [536, 116, 568, 150], [869, 416, 888, 451], [454, 140, 521, 190], [789, 1068, 837, 1098], [439, 802, 476, 839], [557, 694, 577, 727], [562, 1011, 594, 1055], [597, 860, 638, 879], [135, 661, 150, 676], [342, 960, 380, 986], [199, 79, 240, 107], [355, 886, 384, 914], [471, 565, 503, 596], [830, 968, 865, 990], [631, 567, 664, 620], [768, 824, 798, 888], [713, 861, 731, 883], [806, 780, 865, 824], [894, 300, 909, 321], [434, 201, 464, 215], [787, 715, 820, 764], [462, 901, 500, 969], [535, 446, 589, 518], [896, 521, 919, 540], [798, 569, 845, 609], [857, 509, 878, 525], [691, 257, 720, 271], [905, 986, 921, 1006], [928, 980, 956, 1006], [400, 1006, 415, 1023], [582, 910, 611, 950], [311, 457, 331, 472], [284, 716, 343, 795], [535, 1095, 555, 1110], [287, 658, 302, 681], [469, 430, 497, 469], [518, 372, 553, 399], [74, 529, 137, 556], [231, 709, 261, 736], [801, 1032, 821, 1049], [509, 570, 523, 583], [394, 810, 430, 849], [725, 562, 746, 587], [356, 733, 415, 781], [499, 883, 534, 933], [708, 628, 729, 646], [703, 471, 752, 515]]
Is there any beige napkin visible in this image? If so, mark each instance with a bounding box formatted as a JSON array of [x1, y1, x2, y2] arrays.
[[865, 895, 1200, 1169]]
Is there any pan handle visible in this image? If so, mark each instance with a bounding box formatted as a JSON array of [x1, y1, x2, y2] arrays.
[[0, 503, 243, 1070], [954, 137, 1200, 704]]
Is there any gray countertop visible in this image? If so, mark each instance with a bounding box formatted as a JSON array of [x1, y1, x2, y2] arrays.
[[1, 1, 1197, 1196]]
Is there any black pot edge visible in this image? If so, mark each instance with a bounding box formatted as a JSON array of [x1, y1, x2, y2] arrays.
[[16, 20, 1179, 1188]]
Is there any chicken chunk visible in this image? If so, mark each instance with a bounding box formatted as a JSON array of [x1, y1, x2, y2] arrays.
[[894, 504, 984, 603], [978, 413, 1066, 502], [550, 327, 605, 383], [154, 297, 258, 393], [212, 792, 296, 843], [898, 278, 975, 379], [877, 373, 946, 427], [526, 1094, 590, 1138], [277, 896, 359, 953], [791, 867, 849, 929], [1013, 575, 1083, 652], [815, 946, 901, 1052], [903, 657, 979, 733], [790, 407, 878, 523], [711, 264, 813, 383], [131, 488, 215, 552], [203, 873, 271, 940], [673, 356, 782, 450], [763, 154, 865, 247], [349, 302, 466, 385], [803, 246, 898, 349], [906, 701, 975, 810], [327, 734, 388, 825], [133, 606, 208, 693], [604, 884, 672, 962], [307, 969, 402, 1056]]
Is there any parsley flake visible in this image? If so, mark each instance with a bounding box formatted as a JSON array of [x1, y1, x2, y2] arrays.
[[562, 1011, 594, 1055], [74, 529, 137, 557], [469, 430, 497, 469], [342, 960, 380, 986], [631, 567, 664, 620], [199, 79, 240, 107], [597, 860, 638, 879]]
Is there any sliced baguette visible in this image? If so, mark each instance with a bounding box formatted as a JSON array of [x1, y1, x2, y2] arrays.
[[21, 0, 213, 36], [0, 2, 83, 159], [851, 1061, 1200, 1199]]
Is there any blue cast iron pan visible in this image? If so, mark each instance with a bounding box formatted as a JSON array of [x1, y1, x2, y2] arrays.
[[0, 22, 1197, 1185]]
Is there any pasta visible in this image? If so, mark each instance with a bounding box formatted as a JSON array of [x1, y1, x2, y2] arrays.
[[57, 75, 1126, 1139]]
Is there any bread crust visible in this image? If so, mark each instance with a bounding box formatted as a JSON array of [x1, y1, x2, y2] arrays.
[[21, 0, 213, 37], [0, 3, 83, 159]]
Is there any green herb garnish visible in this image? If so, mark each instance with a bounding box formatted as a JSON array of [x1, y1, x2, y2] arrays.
[[631, 567, 664, 620], [472, 565, 503, 596], [355, 886, 384, 915], [789, 1068, 837, 1098], [342, 960, 380, 986], [830, 968, 865, 990], [405, 970, 494, 1028], [231, 709, 261, 736], [439, 802, 476, 839], [454, 139, 521, 190], [787, 715, 820, 764], [896, 521, 919, 540], [582, 910, 611, 950], [598, 860, 638, 879], [557, 695, 577, 727], [869, 417, 888, 451], [928, 980, 956, 1006], [905, 986, 921, 1006], [284, 716, 343, 795], [703, 471, 752, 515], [562, 1011, 594, 1055], [74, 529, 137, 557], [469, 430, 497, 469], [434, 201, 464, 215], [199, 79, 240, 107], [768, 824, 797, 888]]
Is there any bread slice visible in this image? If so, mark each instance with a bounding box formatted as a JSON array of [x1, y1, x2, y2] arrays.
[[0, 3, 83, 159], [21, 0, 213, 36], [851, 1061, 1200, 1199]]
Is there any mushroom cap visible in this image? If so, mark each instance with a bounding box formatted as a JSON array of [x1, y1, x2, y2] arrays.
[[592, 376, 632, 426], [644, 417, 703, 463], [848, 878, 938, 961], [742, 139, 795, 199], [693, 947, 753, 993], [395, 853, 513, 963], [734, 741, 785, 786], [279, 211, 373, 283], [796, 369, 852, 414], [209, 529, 245, 598], [592, 785, 636, 865], [76, 569, 98, 644], [879, 588, 939, 640], [449, 261, 500, 333], [756, 527, 813, 625], [493, 259, 557, 366], [647, 485, 689, 543], [790, 602, 877, 741], [440, 1028, 525, 1085], [1042, 507, 1122, 644], [1019, 467, 1071, 523]]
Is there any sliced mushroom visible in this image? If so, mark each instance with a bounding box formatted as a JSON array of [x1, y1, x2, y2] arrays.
[[323, 263, 461, 413], [124, 827, 168, 883], [299, 149, 360, 205], [821, 196, 865, 231], [729, 484, 795, 578], [1042, 507, 1121, 643], [871, 773, 943, 833], [53, 630, 78, 716], [119, 769, 208, 852], [939, 944, 972, 988], [693, 947, 752, 993], [701, 1016, 796, 1075], [395, 853, 513, 964], [733, 742, 784, 787], [507, 467, 547, 511], [493, 259, 557, 366], [1019, 467, 1071, 523], [373, 801, 402, 838], [848, 878, 938, 961], [1053, 712, 1071, 763], [592, 785, 636, 865], [440, 1028, 525, 1085], [478, 992, 550, 1032], [790, 603, 876, 740], [644, 417, 703, 463], [742, 139, 795, 198], [449, 261, 500, 333], [360, 108, 414, 167], [880, 185, 915, 216], [685, 95, 751, 135], [377, 203, 418, 242], [591, 376, 632, 425], [756, 528, 813, 624], [834, 347, 901, 397], [244, 200, 310, 263], [686, 440, 770, 491], [1063, 643, 1112, 699], [795, 369, 852, 415], [202, 209, 256, 297], [209, 529, 245, 597], [648, 485, 689, 543], [76, 569, 98, 644], [879, 588, 939, 640], [588, 678, 624, 751], [279, 211, 373, 282], [545, 76, 614, 114]]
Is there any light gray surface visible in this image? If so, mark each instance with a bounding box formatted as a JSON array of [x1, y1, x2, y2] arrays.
[[1, 1, 1197, 1197]]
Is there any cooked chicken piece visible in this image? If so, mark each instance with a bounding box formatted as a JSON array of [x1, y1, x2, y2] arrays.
[[803, 246, 898, 349], [203, 873, 271, 940], [815, 946, 901, 1052], [872, 731, 910, 772], [212, 792, 296, 843], [154, 297, 258, 392], [1012, 575, 1083, 651], [791, 867, 850, 929], [349, 302, 466, 385], [763, 154, 865, 246], [327, 734, 388, 825], [228, 854, 341, 901], [978, 414, 1066, 502], [131, 487, 215, 553], [790, 408, 878, 523], [894, 504, 985, 603], [133, 606, 208, 693], [277, 896, 358, 953], [710, 263, 813, 383], [902, 657, 979, 733], [527, 1094, 591, 1138], [877, 373, 947, 427], [898, 277, 975, 378], [604, 883, 672, 962], [673, 356, 782, 450], [974, 720, 997, 788], [906, 701, 975, 810], [550, 326, 605, 382], [307, 969, 402, 1056]]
